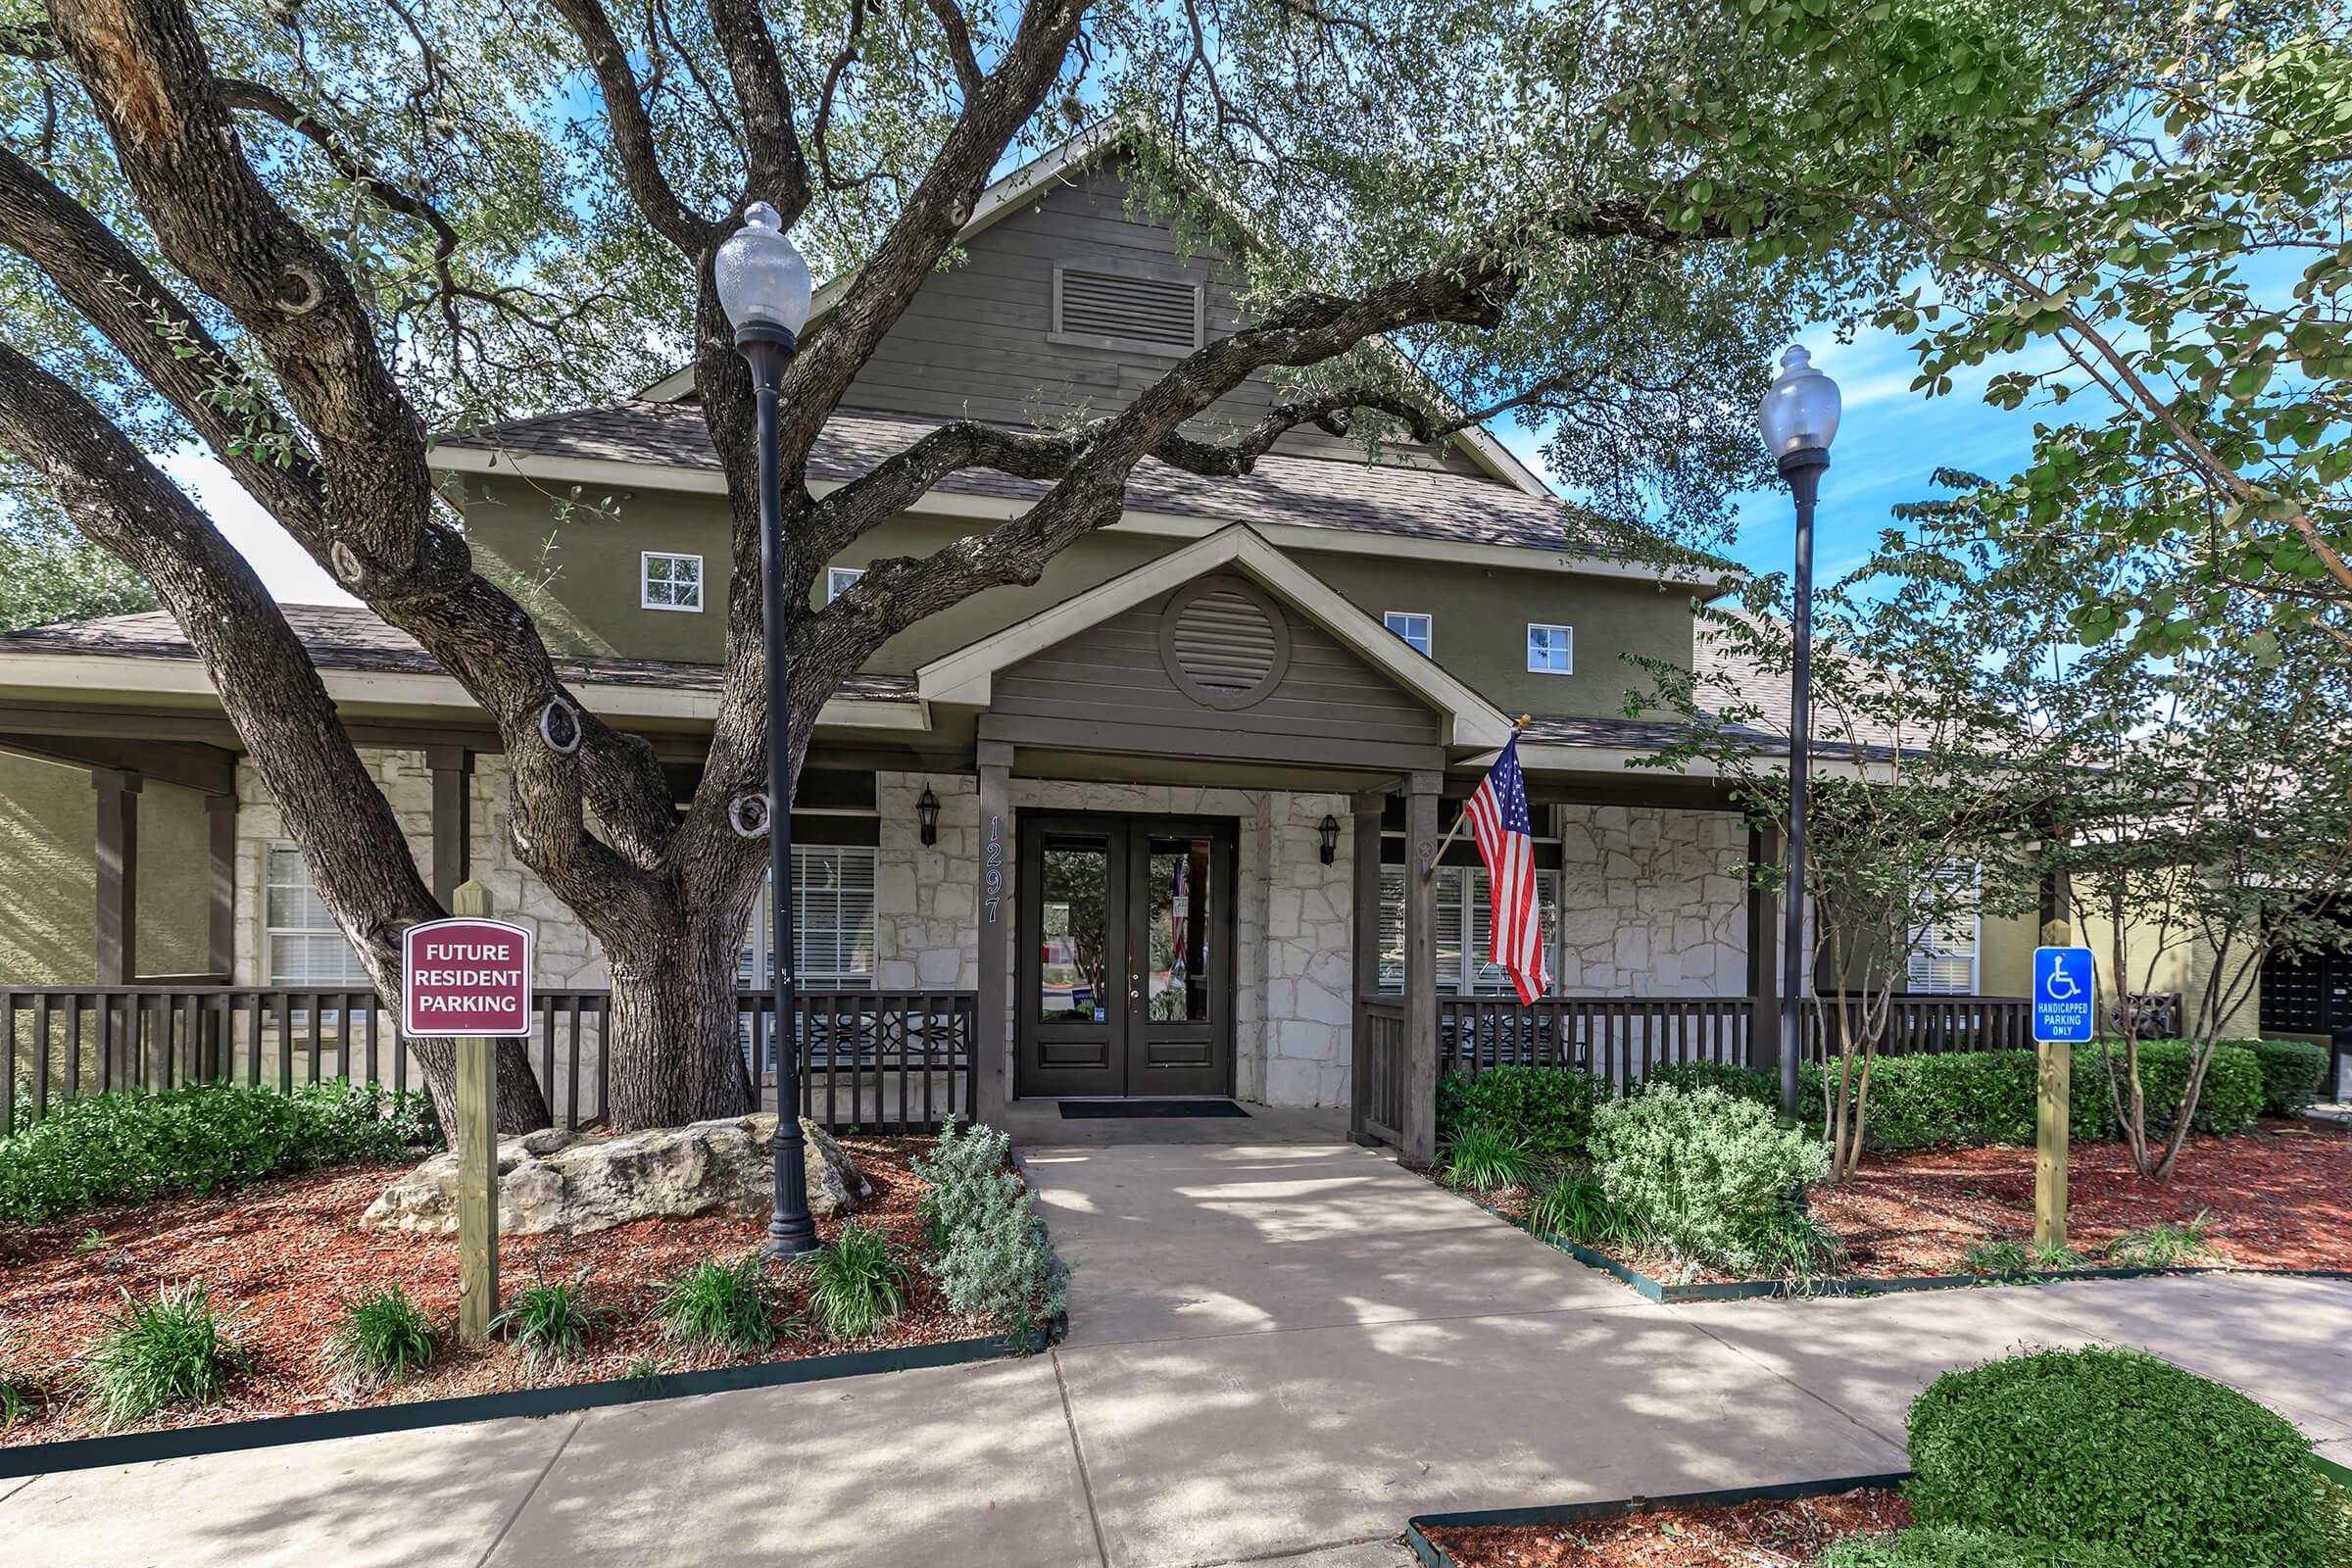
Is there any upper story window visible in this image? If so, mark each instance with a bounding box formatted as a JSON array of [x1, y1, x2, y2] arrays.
[[1384, 612, 1434, 657], [1052, 262, 1205, 357], [827, 565, 865, 602], [642, 551, 703, 612], [1528, 623, 1574, 674]]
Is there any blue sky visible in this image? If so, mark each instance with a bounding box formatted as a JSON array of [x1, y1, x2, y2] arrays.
[[201, 308, 2038, 608]]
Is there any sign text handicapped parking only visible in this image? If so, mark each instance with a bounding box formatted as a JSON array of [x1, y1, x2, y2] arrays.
[[402, 916, 534, 1039], [2033, 946, 2096, 1045]]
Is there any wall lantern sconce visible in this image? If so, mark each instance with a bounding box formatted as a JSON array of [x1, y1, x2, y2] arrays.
[[918, 786, 941, 847], [1318, 813, 1340, 865]]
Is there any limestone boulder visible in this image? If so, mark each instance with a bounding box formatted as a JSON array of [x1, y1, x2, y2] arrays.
[[361, 1114, 872, 1236]]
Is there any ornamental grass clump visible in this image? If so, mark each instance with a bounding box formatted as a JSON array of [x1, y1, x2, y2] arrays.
[[1438, 1122, 1538, 1194], [1526, 1169, 1646, 1252], [325, 1285, 440, 1389], [1904, 1346, 2322, 1568], [1585, 1086, 1827, 1270], [659, 1254, 779, 1355], [802, 1223, 908, 1342], [2104, 1212, 2218, 1268], [491, 1272, 600, 1365], [912, 1119, 1069, 1337], [79, 1282, 250, 1428]]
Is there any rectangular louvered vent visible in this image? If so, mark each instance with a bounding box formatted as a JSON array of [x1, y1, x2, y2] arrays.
[[1054, 266, 1203, 353]]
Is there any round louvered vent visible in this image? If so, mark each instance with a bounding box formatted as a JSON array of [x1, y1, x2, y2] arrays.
[[1157, 577, 1293, 710]]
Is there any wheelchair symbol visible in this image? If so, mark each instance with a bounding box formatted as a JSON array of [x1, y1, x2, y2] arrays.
[[2043, 966, 2082, 1002]]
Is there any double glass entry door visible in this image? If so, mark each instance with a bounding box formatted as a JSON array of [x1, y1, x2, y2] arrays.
[[1017, 814, 1235, 1099]]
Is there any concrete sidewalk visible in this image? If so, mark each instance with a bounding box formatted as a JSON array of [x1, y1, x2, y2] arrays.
[[5, 1104, 2347, 1567]]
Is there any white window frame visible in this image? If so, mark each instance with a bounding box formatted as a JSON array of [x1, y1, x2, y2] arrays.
[[641, 551, 704, 612], [1527, 622, 1574, 674], [1906, 863, 1983, 995], [264, 844, 372, 989], [826, 565, 866, 603], [1383, 611, 1434, 657], [1378, 863, 1559, 998]]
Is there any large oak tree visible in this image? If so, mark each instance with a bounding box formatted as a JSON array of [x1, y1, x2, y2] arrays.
[[0, 0, 2085, 1130]]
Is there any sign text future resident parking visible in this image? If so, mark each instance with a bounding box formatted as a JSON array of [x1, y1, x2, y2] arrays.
[[2033, 946, 2096, 1046], [402, 917, 534, 1039]]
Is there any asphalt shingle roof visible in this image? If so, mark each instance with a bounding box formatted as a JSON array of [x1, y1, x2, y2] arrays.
[[430, 405, 1668, 561]]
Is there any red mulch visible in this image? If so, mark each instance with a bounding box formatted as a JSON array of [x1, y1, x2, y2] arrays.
[[0, 1135, 969, 1447], [1426, 1487, 1909, 1567], [1466, 1120, 2350, 1285], [1810, 1119, 2352, 1277]]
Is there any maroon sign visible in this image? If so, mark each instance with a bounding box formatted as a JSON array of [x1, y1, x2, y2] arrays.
[[402, 917, 533, 1039]]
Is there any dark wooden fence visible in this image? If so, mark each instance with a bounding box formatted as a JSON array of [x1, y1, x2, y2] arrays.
[[1351, 991, 2041, 1152], [0, 986, 978, 1137]]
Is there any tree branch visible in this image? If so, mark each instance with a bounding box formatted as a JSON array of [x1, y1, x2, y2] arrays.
[[548, 0, 726, 253], [704, 0, 810, 214]]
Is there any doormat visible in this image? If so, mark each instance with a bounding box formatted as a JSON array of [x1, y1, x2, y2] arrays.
[[1058, 1100, 1250, 1119]]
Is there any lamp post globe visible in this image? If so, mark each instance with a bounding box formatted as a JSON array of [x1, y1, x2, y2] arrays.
[[1758, 344, 1838, 1122], [720, 201, 822, 1260]]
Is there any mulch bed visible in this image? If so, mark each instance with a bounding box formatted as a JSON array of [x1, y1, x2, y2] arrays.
[[0, 1135, 971, 1448], [1424, 1487, 1909, 1567], [1464, 1120, 2350, 1286]]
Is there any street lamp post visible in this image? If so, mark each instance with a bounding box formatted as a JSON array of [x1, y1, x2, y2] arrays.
[[715, 201, 820, 1259], [1756, 345, 1840, 1120]]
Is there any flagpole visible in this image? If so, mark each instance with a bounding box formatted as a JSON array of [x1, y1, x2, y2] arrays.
[[1423, 715, 1531, 879]]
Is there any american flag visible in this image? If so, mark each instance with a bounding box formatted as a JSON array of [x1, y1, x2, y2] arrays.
[[1464, 734, 1549, 1005]]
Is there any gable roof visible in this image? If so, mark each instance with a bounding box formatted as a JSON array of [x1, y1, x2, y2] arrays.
[[916, 522, 1515, 752], [431, 406, 1682, 567], [635, 121, 1552, 500]]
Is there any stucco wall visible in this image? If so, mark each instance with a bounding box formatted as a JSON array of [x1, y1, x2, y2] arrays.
[[0, 752, 212, 985], [1551, 804, 1748, 998]]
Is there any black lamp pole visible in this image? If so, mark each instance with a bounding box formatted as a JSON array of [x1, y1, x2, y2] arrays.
[[740, 318, 820, 1260], [1776, 445, 1827, 1120]]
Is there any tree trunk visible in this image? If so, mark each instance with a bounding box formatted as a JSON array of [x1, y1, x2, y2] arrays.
[[604, 912, 758, 1130], [407, 1037, 550, 1136]]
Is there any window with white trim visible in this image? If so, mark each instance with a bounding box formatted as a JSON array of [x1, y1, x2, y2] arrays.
[[641, 551, 703, 611], [1377, 864, 1559, 997], [739, 845, 877, 991], [826, 565, 865, 602], [1528, 623, 1574, 674], [1906, 863, 1982, 994], [265, 845, 372, 987], [1384, 612, 1434, 657]]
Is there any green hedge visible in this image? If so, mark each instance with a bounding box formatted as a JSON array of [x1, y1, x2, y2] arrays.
[[1801, 1040, 2264, 1152], [2227, 1039, 2332, 1116], [1437, 1065, 1608, 1157], [0, 1081, 441, 1224], [1643, 1060, 1777, 1105], [1904, 1346, 2321, 1568], [1819, 1525, 2141, 1568]]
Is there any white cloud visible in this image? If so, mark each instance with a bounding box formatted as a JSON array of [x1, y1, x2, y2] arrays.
[[159, 452, 356, 607]]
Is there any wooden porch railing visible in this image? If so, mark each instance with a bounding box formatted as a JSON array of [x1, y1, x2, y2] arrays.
[[1355, 999, 1406, 1147], [1801, 994, 2035, 1057], [0, 986, 978, 1138]]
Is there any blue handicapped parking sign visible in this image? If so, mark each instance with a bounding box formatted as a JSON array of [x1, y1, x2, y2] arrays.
[[2034, 947, 2096, 1044]]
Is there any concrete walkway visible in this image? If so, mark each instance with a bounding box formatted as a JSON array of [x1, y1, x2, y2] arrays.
[[5, 1103, 2348, 1567]]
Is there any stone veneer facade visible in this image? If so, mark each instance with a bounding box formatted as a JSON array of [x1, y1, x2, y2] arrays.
[[1550, 804, 1748, 998]]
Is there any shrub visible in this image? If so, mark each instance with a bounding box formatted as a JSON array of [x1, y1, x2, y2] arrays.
[[491, 1272, 600, 1363], [325, 1286, 439, 1389], [1796, 1042, 2263, 1152], [913, 1119, 1069, 1336], [1439, 1123, 1538, 1193], [1819, 1525, 2140, 1568], [1586, 1087, 1827, 1268], [1526, 1169, 1647, 1252], [2105, 1212, 2218, 1269], [1643, 1060, 1777, 1105], [1734, 1203, 1846, 1285], [80, 1282, 250, 1427], [802, 1223, 908, 1341], [1439, 1066, 1609, 1158], [659, 1254, 778, 1354], [1905, 1346, 2321, 1567], [2230, 1039, 2332, 1116], [0, 1080, 441, 1224]]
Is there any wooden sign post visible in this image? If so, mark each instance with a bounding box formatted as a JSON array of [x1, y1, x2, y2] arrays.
[[2034, 919, 2077, 1253], [403, 881, 533, 1345]]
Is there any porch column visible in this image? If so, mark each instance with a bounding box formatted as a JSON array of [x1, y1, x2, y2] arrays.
[[207, 794, 237, 977], [1348, 789, 1386, 1146], [1401, 770, 1441, 1165], [2039, 867, 2073, 944], [1747, 822, 1781, 1079], [427, 747, 473, 908], [972, 740, 1012, 1128], [93, 768, 141, 984]]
